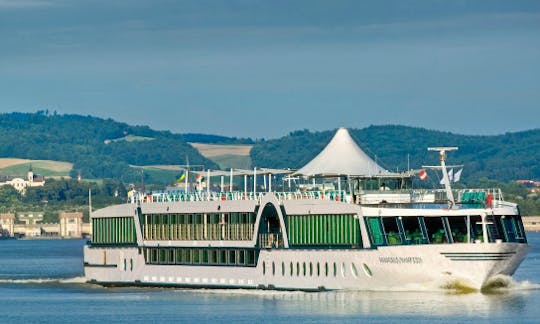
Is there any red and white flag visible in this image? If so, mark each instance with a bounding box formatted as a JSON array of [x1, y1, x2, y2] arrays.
[[418, 169, 428, 180]]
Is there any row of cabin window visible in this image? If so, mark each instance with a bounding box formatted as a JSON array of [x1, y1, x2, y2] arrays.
[[366, 215, 526, 246], [92, 217, 136, 244], [143, 223, 255, 241], [145, 248, 257, 266], [262, 261, 361, 278], [143, 213, 256, 225]]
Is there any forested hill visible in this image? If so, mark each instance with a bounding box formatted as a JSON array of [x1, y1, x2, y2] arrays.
[[250, 125, 540, 183], [0, 112, 219, 182]]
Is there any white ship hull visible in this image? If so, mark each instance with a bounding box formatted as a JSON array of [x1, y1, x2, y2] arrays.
[[84, 242, 528, 291]]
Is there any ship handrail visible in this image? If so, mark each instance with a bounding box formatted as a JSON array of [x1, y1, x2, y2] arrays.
[[128, 188, 505, 208]]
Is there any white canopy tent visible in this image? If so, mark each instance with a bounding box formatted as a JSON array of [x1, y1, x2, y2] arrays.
[[294, 128, 390, 177]]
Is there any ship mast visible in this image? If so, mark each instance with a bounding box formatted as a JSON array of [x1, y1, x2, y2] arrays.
[[424, 147, 459, 209]]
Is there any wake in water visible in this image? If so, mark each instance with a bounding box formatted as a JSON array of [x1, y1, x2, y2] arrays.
[[0, 276, 87, 285], [438, 275, 540, 294]]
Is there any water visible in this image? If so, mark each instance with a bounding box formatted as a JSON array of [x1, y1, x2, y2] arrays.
[[1, 235, 540, 323]]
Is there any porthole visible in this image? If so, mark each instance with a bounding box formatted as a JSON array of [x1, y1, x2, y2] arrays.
[[333, 262, 337, 277], [263, 261, 266, 275], [290, 262, 293, 276], [351, 263, 359, 278], [362, 263, 373, 277], [282, 262, 285, 276], [272, 262, 275, 276], [303, 262, 306, 276], [297, 262, 300, 276], [309, 262, 313, 277], [317, 262, 320, 277], [325, 262, 329, 277]]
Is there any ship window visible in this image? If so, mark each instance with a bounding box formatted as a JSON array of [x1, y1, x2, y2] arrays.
[[247, 250, 256, 266], [220, 250, 227, 264], [509, 215, 527, 243], [272, 262, 275, 276], [317, 262, 320, 277], [290, 262, 293, 276], [193, 249, 200, 264], [263, 261, 266, 275], [303, 262, 306, 276], [401, 217, 424, 244], [469, 216, 483, 242], [184, 249, 192, 263], [382, 217, 402, 245], [447, 216, 468, 243], [423, 217, 448, 244], [159, 249, 167, 263], [325, 262, 329, 277], [238, 250, 245, 264], [351, 263, 359, 278], [366, 217, 385, 246], [296, 262, 300, 276], [309, 262, 313, 276], [168, 249, 175, 264], [333, 263, 337, 277], [229, 250, 236, 264], [282, 262, 285, 276], [362, 263, 373, 277]]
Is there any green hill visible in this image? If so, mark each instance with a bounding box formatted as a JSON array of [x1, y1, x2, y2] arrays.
[[250, 126, 540, 184], [0, 112, 219, 184], [2, 112, 539, 186]]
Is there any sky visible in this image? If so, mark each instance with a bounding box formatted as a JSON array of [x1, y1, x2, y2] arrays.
[[1, 0, 539, 138]]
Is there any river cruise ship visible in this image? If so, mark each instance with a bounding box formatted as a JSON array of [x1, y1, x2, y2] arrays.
[[84, 129, 529, 291]]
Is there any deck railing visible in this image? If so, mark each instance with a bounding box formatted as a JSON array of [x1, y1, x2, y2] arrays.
[[129, 188, 506, 208], [130, 190, 348, 204]]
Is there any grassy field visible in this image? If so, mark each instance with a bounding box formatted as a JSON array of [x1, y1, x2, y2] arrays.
[[210, 155, 251, 170], [130, 165, 180, 185], [189, 143, 253, 169], [0, 159, 73, 177]]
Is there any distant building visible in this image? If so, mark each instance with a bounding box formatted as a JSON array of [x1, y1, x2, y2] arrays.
[[0, 213, 15, 238], [59, 212, 83, 238], [17, 212, 44, 237], [0, 167, 45, 194]]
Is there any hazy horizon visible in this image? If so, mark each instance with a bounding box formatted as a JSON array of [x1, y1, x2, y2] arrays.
[[1, 0, 539, 137]]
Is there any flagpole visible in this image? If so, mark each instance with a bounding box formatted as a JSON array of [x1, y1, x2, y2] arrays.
[[207, 169, 211, 195], [229, 168, 233, 192], [184, 169, 188, 193]]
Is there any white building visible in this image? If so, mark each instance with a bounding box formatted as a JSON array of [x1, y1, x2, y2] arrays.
[[0, 167, 45, 193]]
